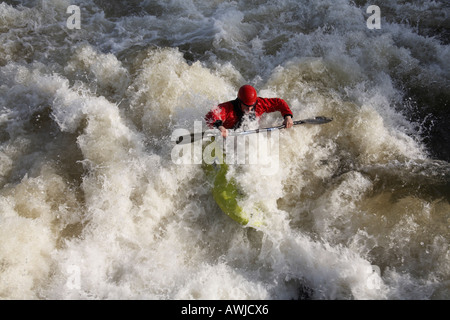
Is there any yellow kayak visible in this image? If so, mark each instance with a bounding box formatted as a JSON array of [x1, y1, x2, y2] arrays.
[[202, 141, 262, 226]]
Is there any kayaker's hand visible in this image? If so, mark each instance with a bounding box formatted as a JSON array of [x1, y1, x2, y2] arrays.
[[218, 126, 228, 137], [283, 116, 293, 129]]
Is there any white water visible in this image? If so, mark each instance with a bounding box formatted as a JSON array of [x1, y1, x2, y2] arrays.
[[0, 0, 449, 300]]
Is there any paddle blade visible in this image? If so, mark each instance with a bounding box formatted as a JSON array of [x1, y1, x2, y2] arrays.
[[294, 116, 333, 125]]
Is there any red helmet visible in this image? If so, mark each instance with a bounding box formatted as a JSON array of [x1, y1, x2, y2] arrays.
[[238, 85, 257, 106]]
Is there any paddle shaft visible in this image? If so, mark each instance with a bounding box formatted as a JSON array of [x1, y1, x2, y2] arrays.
[[175, 116, 332, 145]]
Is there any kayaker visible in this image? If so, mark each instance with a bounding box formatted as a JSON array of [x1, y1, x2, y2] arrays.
[[205, 85, 294, 137]]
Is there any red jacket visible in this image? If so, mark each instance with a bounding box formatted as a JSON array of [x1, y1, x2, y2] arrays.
[[205, 97, 293, 129]]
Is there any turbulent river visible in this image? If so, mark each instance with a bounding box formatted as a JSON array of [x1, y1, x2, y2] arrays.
[[0, 0, 449, 300]]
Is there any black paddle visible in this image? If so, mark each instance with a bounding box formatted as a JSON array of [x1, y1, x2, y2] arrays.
[[175, 116, 333, 145]]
